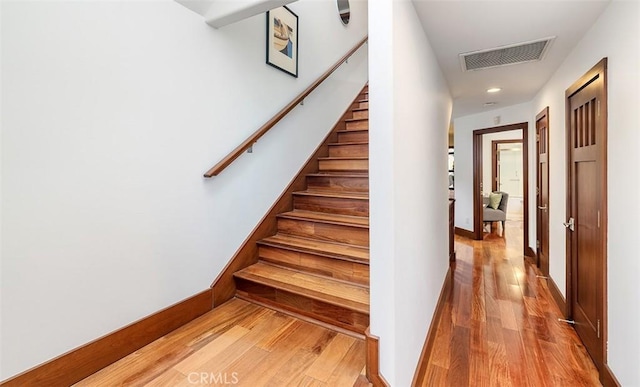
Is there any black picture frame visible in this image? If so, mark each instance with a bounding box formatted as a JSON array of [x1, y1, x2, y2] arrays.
[[266, 6, 299, 77]]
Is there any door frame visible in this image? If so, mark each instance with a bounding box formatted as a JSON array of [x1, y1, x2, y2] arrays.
[[565, 58, 608, 373], [472, 122, 531, 259], [491, 139, 523, 192], [536, 107, 550, 273]]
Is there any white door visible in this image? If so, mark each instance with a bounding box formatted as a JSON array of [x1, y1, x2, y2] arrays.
[[498, 145, 523, 197]]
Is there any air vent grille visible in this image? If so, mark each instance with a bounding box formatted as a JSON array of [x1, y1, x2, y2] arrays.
[[460, 37, 554, 71]]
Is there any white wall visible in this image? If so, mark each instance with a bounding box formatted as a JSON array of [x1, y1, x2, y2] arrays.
[[453, 102, 534, 247], [0, 1, 3, 373], [369, 1, 452, 384], [531, 1, 639, 384], [0, 0, 368, 379], [481, 130, 522, 196]]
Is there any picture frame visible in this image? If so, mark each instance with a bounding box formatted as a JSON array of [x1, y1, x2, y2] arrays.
[[266, 6, 299, 77]]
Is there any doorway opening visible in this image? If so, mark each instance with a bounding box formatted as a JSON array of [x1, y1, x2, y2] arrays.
[[472, 122, 532, 258], [491, 139, 524, 223]]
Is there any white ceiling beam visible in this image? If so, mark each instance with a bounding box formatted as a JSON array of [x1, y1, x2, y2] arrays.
[[175, 0, 214, 17], [205, 0, 297, 28]]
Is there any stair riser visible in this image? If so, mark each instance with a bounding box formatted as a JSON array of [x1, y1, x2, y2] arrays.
[[276, 218, 369, 247], [294, 195, 369, 217], [352, 110, 368, 120], [319, 159, 368, 172], [345, 120, 368, 131], [259, 246, 369, 285], [329, 144, 368, 157], [235, 279, 369, 334], [356, 102, 368, 109], [337, 131, 368, 143], [306, 175, 369, 192]]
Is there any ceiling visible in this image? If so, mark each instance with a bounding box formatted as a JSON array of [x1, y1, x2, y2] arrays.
[[412, 0, 611, 118]]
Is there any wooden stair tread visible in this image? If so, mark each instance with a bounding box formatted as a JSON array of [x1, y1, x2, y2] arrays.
[[306, 172, 368, 177], [318, 156, 368, 161], [351, 107, 368, 112], [293, 190, 369, 200], [337, 128, 368, 133], [259, 234, 369, 263], [234, 262, 369, 314], [278, 210, 369, 228], [328, 141, 369, 146], [344, 117, 368, 123]]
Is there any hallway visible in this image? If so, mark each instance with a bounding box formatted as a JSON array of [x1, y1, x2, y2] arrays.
[[423, 221, 601, 386]]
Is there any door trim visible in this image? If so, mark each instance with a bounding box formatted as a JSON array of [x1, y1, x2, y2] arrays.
[[535, 107, 550, 273], [565, 57, 608, 375], [472, 123, 530, 259], [491, 139, 523, 192]]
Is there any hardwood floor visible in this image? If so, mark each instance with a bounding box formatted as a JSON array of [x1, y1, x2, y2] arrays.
[[76, 217, 599, 386], [74, 299, 367, 386], [422, 220, 601, 386]]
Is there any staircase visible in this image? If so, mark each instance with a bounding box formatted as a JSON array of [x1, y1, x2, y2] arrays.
[[233, 85, 370, 335]]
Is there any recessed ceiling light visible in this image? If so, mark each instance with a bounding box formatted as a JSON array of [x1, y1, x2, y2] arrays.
[[484, 102, 497, 107], [487, 87, 502, 93]]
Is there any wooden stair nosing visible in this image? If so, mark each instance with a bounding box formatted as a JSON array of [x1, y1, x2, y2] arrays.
[[277, 210, 369, 228], [318, 157, 369, 170], [328, 141, 369, 147], [258, 259, 368, 289], [304, 174, 370, 192], [276, 216, 369, 248], [234, 286, 369, 334], [257, 234, 369, 264], [233, 293, 366, 340], [318, 156, 368, 161], [344, 117, 369, 123], [351, 112, 369, 120], [327, 143, 369, 158], [293, 190, 369, 200], [306, 172, 369, 177], [258, 246, 369, 286], [233, 262, 369, 314], [336, 129, 369, 142], [336, 134, 368, 143], [293, 191, 369, 216]]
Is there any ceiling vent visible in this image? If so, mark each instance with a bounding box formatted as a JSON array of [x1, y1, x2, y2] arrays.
[[460, 37, 555, 72]]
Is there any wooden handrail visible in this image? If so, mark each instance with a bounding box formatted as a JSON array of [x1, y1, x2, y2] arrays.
[[204, 36, 368, 177]]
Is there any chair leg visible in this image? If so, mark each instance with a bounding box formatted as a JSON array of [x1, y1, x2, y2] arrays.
[[501, 221, 505, 229]]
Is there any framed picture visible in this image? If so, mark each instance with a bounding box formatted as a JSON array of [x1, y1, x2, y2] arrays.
[[266, 6, 298, 77]]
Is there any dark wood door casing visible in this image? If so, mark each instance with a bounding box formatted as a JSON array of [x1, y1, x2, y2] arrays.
[[536, 107, 550, 275], [565, 58, 608, 377]]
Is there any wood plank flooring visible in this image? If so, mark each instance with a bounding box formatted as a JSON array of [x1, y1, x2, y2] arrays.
[[422, 220, 601, 386], [74, 299, 367, 386], [76, 217, 600, 386]]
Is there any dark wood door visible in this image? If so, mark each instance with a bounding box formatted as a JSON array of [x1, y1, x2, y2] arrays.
[[566, 59, 607, 371], [536, 108, 550, 276]]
